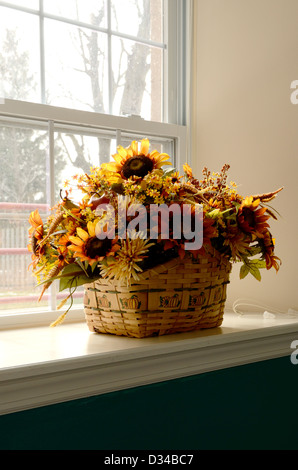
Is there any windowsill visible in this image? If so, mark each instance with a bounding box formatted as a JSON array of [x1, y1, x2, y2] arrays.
[[1, 310, 298, 416]]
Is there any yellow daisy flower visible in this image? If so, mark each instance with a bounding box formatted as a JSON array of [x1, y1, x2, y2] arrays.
[[100, 236, 154, 284]]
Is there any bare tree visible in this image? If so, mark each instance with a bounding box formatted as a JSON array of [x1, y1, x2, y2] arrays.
[[119, 1, 151, 116], [62, 0, 153, 167], [0, 30, 65, 203]]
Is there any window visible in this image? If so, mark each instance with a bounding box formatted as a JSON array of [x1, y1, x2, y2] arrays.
[[0, 0, 188, 324]]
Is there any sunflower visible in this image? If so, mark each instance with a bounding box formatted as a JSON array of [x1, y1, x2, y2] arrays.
[[28, 209, 44, 254], [260, 230, 281, 272], [237, 196, 270, 238], [58, 232, 73, 250], [27, 210, 45, 273], [68, 220, 119, 266], [100, 138, 170, 180], [100, 236, 154, 284]]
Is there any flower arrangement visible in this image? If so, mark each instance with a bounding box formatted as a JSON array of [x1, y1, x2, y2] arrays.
[[28, 138, 282, 326]]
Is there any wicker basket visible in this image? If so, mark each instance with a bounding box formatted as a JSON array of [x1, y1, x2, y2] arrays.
[[84, 247, 232, 338]]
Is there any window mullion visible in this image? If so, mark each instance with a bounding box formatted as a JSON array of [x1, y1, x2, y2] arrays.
[[163, 0, 186, 126], [107, 0, 113, 115], [163, 0, 169, 123], [47, 120, 57, 311], [39, 0, 46, 104], [116, 129, 122, 147]]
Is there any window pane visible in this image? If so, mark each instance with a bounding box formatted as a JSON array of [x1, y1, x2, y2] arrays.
[[54, 131, 117, 201], [0, 1, 165, 120], [112, 36, 163, 121], [43, 0, 107, 28], [0, 125, 48, 204], [0, 124, 49, 312], [44, 19, 109, 113], [111, 0, 163, 43], [0, 8, 40, 102]]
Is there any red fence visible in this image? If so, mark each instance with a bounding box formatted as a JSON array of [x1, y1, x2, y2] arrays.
[[0, 202, 50, 211], [0, 202, 83, 308]]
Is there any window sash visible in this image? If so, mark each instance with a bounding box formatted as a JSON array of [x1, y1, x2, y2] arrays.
[[0, 99, 187, 326], [0, 98, 187, 162], [0, 0, 174, 122]]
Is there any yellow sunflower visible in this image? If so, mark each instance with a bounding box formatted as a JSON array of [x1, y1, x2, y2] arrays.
[[68, 220, 119, 266], [237, 196, 270, 238], [100, 138, 170, 180]]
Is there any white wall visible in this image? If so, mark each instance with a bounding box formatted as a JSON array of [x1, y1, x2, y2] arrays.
[[191, 0, 298, 312]]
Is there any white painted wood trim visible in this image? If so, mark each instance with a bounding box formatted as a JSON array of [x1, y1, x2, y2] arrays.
[[0, 99, 187, 141], [1, 316, 298, 416]]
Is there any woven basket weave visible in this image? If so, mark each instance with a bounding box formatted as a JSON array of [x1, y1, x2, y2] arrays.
[[84, 247, 231, 338]]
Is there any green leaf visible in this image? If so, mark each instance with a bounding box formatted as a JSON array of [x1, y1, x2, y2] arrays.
[[36, 266, 86, 287], [250, 259, 267, 269], [75, 259, 89, 276], [61, 204, 83, 222], [63, 199, 79, 210], [58, 263, 90, 292], [247, 262, 262, 281], [59, 273, 91, 292], [240, 263, 249, 279], [240, 258, 266, 282], [207, 209, 221, 219], [90, 261, 98, 273], [60, 263, 85, 275]]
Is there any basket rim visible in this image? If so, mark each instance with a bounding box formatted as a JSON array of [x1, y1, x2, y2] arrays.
[[138, 246, 231, 280], [84, 245, 232, 289]]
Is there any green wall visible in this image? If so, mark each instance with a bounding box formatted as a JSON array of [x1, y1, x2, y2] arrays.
[[1, 356, 297, 450]]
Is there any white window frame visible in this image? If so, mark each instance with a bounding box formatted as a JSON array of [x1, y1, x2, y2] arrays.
[[0, 0, 189, 329]]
